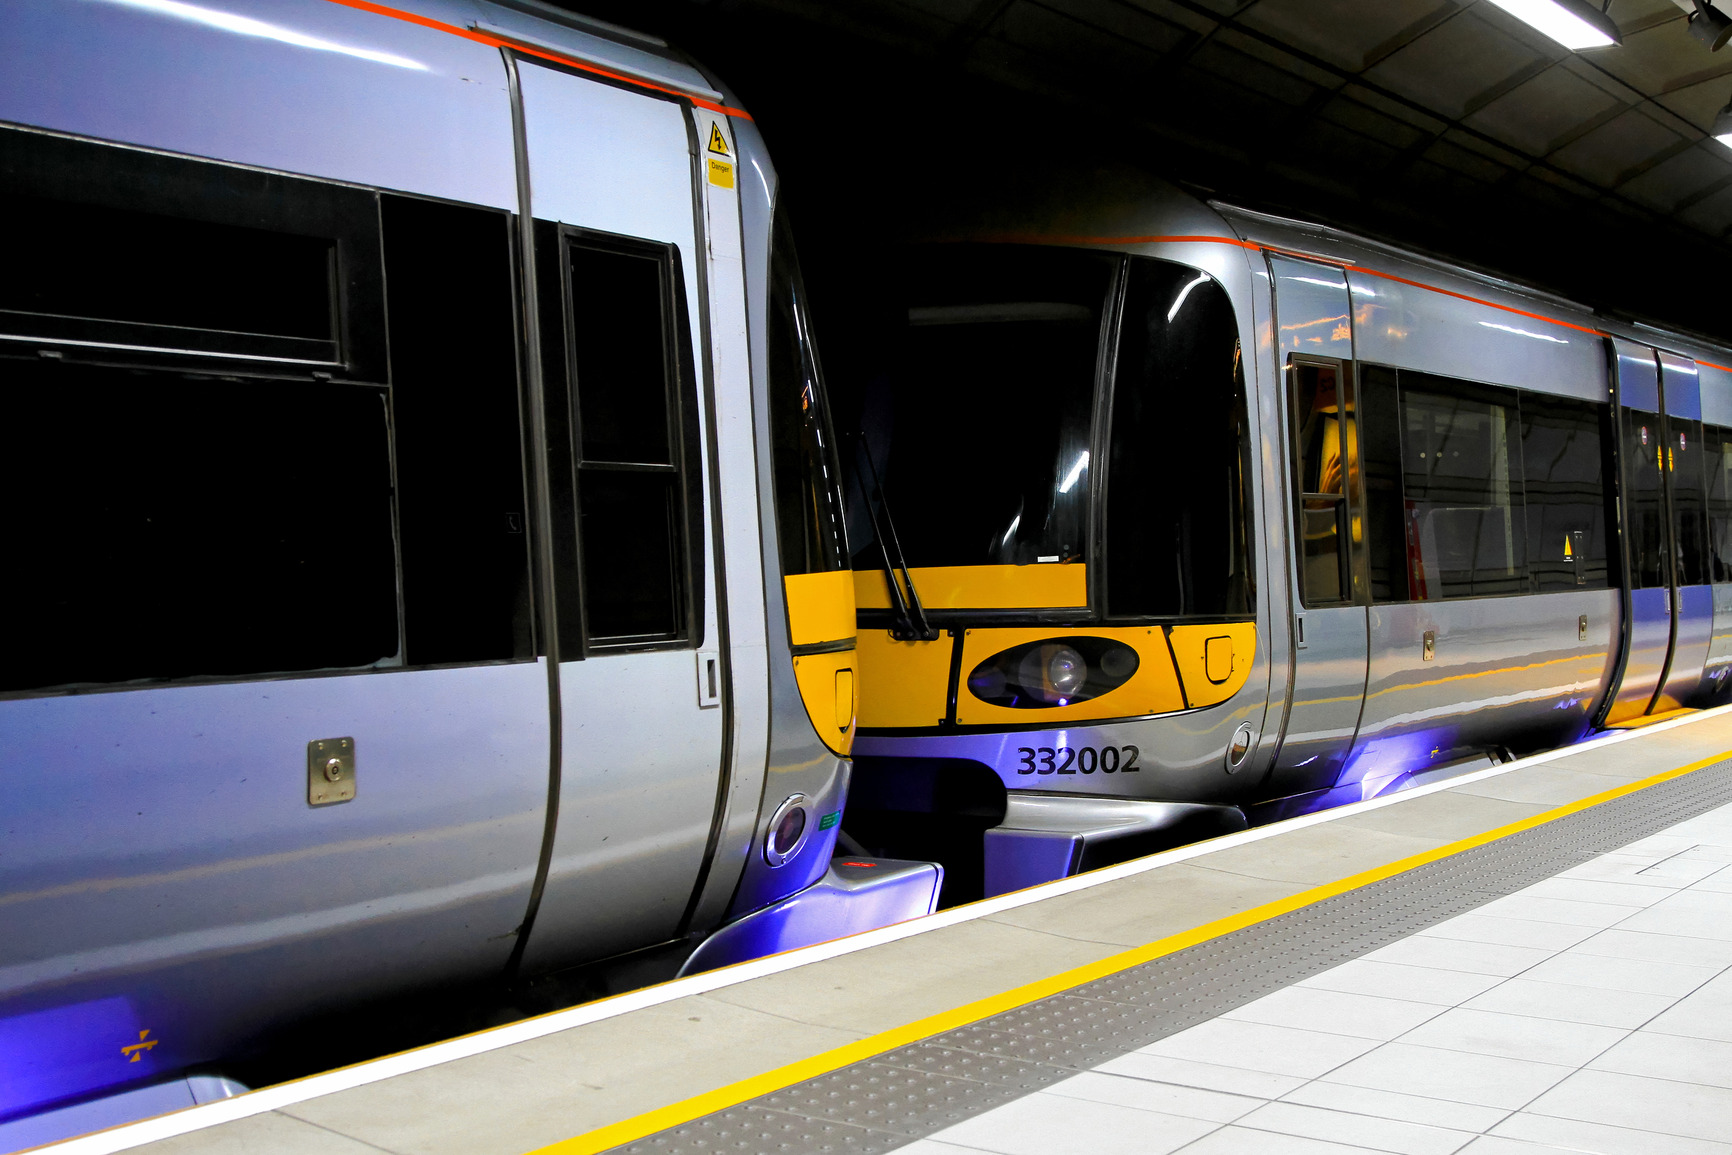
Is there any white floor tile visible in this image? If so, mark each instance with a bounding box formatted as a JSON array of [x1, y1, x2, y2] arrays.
[[1460, 977, 1674, 1028], [1042, 1071, 1260, 1124], [1587, 1030, 1732, 1088], [1517, 877, 1674, 908], [1096, 1052, 1305, 1099], [1224, 986, 1445, 1040], [1175, 1126, 1364, 1153], [1492, 1109, 1732, 1153], [1616, 890, 1732, 941], [1279, 1081, 1509, 1133], [1140, 1018, 1379, 1079], [1557, 854, 1709, 888], [1525, 1068, 1732, 1143], [891, 1142, 996, 1155], [1454, 1138, 1573, 1154], [1414, 914, 1596, 952], [1393, 1008, 1625, 1066], [1569, 927, 1732, 969], [1237, 1101, 1474, 1155], [1299, 960, 1505, 1006], [1517, 950, 1720, 996], [1644, 979, 1732, 1042], [1319, 1042, 1574, 1109], [1467, 894, 1636, 929], [1359, 936, 1553, 978], [926, 1092, 1215, 1155]]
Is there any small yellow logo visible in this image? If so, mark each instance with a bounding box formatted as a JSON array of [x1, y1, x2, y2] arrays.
[[122, 1029, 158, 1063]]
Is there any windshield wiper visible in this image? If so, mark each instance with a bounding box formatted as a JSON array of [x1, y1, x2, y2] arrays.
[[850, 434, 939, 642]]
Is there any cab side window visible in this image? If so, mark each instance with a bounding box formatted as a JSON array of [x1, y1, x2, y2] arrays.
[[1105, 258, 1254, 618]]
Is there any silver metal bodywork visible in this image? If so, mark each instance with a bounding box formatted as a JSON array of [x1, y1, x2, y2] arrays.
[[854, 168, 1732, 850], [0, 0, 863, 1129]]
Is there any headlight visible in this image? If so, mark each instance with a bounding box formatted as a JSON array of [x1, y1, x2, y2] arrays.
[[968, 636, 1139, 708]]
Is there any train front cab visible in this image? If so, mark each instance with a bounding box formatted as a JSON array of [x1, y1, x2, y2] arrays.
[[839, 188, 1732, 905], [837, 230, 1271, 906]]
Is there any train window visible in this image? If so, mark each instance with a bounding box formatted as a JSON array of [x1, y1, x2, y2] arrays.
[[853, 244, 1115, 573], [1400, 376, 1526, 599], [1670, 416, 1710, 587], [0, 370, 400, 693], [1287, 359, 1352, 606], [1359, 365, 1408, 602], [553, 234, 699, 649], [1624, 408, 1669, 589], [1707, 427, 1732, 583], [383, 195, 533, 665], [1104, 258, 1253, 618], [0, 126, 384, 379], [768, 210, 848, 577], [1520, 395, 1612, 592]]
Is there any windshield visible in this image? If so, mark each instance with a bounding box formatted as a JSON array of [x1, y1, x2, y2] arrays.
[[768, 210, 849, 576], [848, 244, 1115, 571]]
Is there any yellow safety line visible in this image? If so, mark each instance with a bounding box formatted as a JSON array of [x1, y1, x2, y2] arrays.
[[529, 747, 1732, 1155]]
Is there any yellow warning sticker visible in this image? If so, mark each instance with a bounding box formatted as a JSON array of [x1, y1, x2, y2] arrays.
[[1564, 536, 1574, 559], [707, 158, 734, 189], [707, 123, 730, 156]]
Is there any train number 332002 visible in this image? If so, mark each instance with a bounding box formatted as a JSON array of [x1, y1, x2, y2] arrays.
[[1013, 745, 1141, 775]]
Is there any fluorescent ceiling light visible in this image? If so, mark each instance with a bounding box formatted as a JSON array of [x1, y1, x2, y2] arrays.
[[1484, 0, 1621, 50]]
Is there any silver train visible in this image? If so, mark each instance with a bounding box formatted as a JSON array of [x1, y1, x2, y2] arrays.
[[837, 161, 1732, 903], [0, 0, 936, 1140]]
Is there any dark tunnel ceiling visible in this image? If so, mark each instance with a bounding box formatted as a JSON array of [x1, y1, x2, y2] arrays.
[[559, 0, 1732, 343]]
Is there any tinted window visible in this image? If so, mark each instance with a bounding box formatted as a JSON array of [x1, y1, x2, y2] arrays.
[[1521, 394, 1611, 591], [551, 234, 697, 649], [1401, 377, 1526, 599], [1359, 364, 1407, 602], [0, 368, 399, 692], [1708, 426, 1732, 583], [0, 126, 382, 376], [384, 195, 532, 665], [1625, 409, 1668, 589], [768, 211, 848, 576], [1288, 359, 1351, 606], [1105, 258, 1252, 617], [853, 244, 1114, 572], [570, 246, 673, 465], [1671, 417, 1709, 587]]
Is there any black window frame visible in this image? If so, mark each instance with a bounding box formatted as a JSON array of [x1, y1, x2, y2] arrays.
[[1347, 361, 1617, 605], [0, 129, 543, 699], [538, 223, 704, 656], [0, 125, 386, 383]]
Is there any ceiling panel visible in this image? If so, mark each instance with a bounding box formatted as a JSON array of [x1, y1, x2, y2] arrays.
[[1364, 9, 1554, 117], [1464, 63, 1628, 154]]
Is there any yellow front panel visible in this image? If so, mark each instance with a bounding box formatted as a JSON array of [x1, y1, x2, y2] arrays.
[[794, 648, 856, 755], [855, 564, 1087, 611], [785, 570, 856, 646], [954, 627, 1186, 726], [855, 629, 954, 729], [1168, 622, 1257, 709]]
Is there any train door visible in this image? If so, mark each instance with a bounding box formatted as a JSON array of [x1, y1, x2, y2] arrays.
[[1656, 353, 1712, 709], [1263, 258, 1369, 798], [510, 58, 728, 969], [1606, 341, 1708, 721]]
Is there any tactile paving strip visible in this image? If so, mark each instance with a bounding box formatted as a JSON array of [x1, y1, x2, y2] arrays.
[[612, 760, 1732, 1154]]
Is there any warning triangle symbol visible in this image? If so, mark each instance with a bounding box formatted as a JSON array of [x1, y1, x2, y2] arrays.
[[707, 124, 730, 156], [1564, 536, 1573, 559]]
